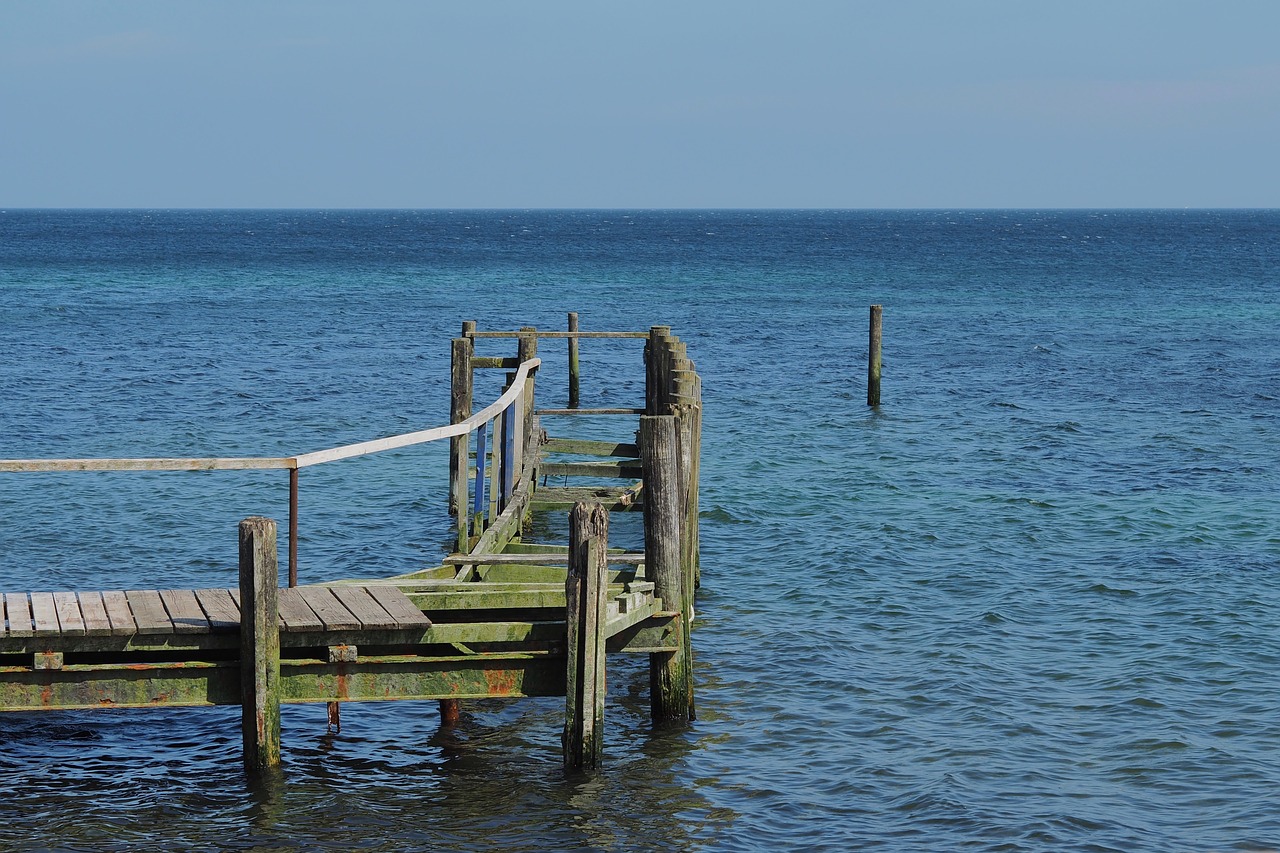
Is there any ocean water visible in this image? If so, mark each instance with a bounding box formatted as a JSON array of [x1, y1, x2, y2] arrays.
[[0, 209, 1277, 852]]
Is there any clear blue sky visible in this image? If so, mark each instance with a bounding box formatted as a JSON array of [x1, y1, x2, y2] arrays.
[[2, 1, 1277, 208]]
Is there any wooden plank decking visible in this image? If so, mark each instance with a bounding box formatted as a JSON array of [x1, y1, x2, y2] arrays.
[[0, 585, 430, 639]]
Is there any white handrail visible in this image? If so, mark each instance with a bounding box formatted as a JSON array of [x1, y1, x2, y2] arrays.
[[0, 358, 541, 474]]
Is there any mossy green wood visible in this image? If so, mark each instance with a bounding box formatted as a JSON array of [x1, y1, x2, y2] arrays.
[[540, 460, 642, 478], [542, 438, 639, 457]]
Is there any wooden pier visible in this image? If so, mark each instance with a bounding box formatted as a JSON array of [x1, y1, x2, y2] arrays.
[[0, 319, 702, 773]]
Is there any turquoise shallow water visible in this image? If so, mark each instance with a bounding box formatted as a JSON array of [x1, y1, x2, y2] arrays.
[[0, 209, 1277, 851]]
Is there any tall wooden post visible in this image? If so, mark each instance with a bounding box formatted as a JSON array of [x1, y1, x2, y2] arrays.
[[239, 516, 281, 771], [645, 326, 672, 415], [689, 374, 703, 589], [868, 304, 882, 407], [517, 327, 538, 446], [567, 312, 581, 409], [564, 502, 609, 772], [447, 331, 473, 732], [641, 415, 694, 722], [450, 336, 474, 550]]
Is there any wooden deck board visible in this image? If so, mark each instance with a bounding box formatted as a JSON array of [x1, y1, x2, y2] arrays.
[[4, 594, 34, 638], [2, 585, 432, 638], [365, 586, 431, 628], [194, 588, 240, 633], [276, 588, 325, 632], [51, 593, 84, 637], [328, 586, 399, 630], [30, 593, 61, 637], [76, 592, 113, 637], [102, 591, 137, 636], [160, 589, 209, 635], [296, 587, 359, 632], [125, 590, 174, 635]]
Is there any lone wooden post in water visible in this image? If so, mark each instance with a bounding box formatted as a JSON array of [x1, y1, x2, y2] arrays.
[[567, 312, 581, 408], [239, 516, 281, 772], [564, 502, 609, 772], [641, 414, 694, 722], [868, 304, 883, 407]]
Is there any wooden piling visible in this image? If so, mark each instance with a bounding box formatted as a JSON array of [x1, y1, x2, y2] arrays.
[[564, 502, 609, 772], [868, 304, 882, 407], [518, 327, 538, 444], [640, 415, 693, 722], [239, 516, 281, 771], [689, 374, 703, 589], [646, 326, 672, 415], [450, 336, 474, 550], [567, 312, 581, 409]]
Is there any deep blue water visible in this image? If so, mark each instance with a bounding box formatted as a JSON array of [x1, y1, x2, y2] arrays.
[[0, 209, 1277, 851]]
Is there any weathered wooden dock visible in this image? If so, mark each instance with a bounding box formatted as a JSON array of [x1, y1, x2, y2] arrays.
[[0, 319, 702, 773]]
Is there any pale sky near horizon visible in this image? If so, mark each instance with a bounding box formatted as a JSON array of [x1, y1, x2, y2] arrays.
[[2, 1, 1277, 208]]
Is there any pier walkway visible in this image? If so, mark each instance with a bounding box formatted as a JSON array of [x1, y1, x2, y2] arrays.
[[0, 320, 701, 772]]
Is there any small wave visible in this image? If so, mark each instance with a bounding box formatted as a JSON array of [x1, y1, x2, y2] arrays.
[[700, 506, 748, 524], [1085, 583, 1137, 597]]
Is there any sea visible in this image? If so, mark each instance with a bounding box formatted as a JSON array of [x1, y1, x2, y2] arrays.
[[0, 209, 1277, 852]]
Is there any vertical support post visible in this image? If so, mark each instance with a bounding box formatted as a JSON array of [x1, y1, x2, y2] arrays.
[[461, 320, 476, 338], [645, 326, 672, 415], [868, 304, 882, 407], [501, 398, 516, 505], [564, 501, 609, 773], [517, 327, 538, 445], [239, 516, 281, 772], [689, 374, 703, 589], [450, 336, 474, 550], [287, 469, 299, 588], [512, 390, 524, 493], [488, 407, 503, 522], [472, 422, 488, 535], [567, 312, 580, 409], [673, 403, 695, 612], [640, 415, 694, 723]]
